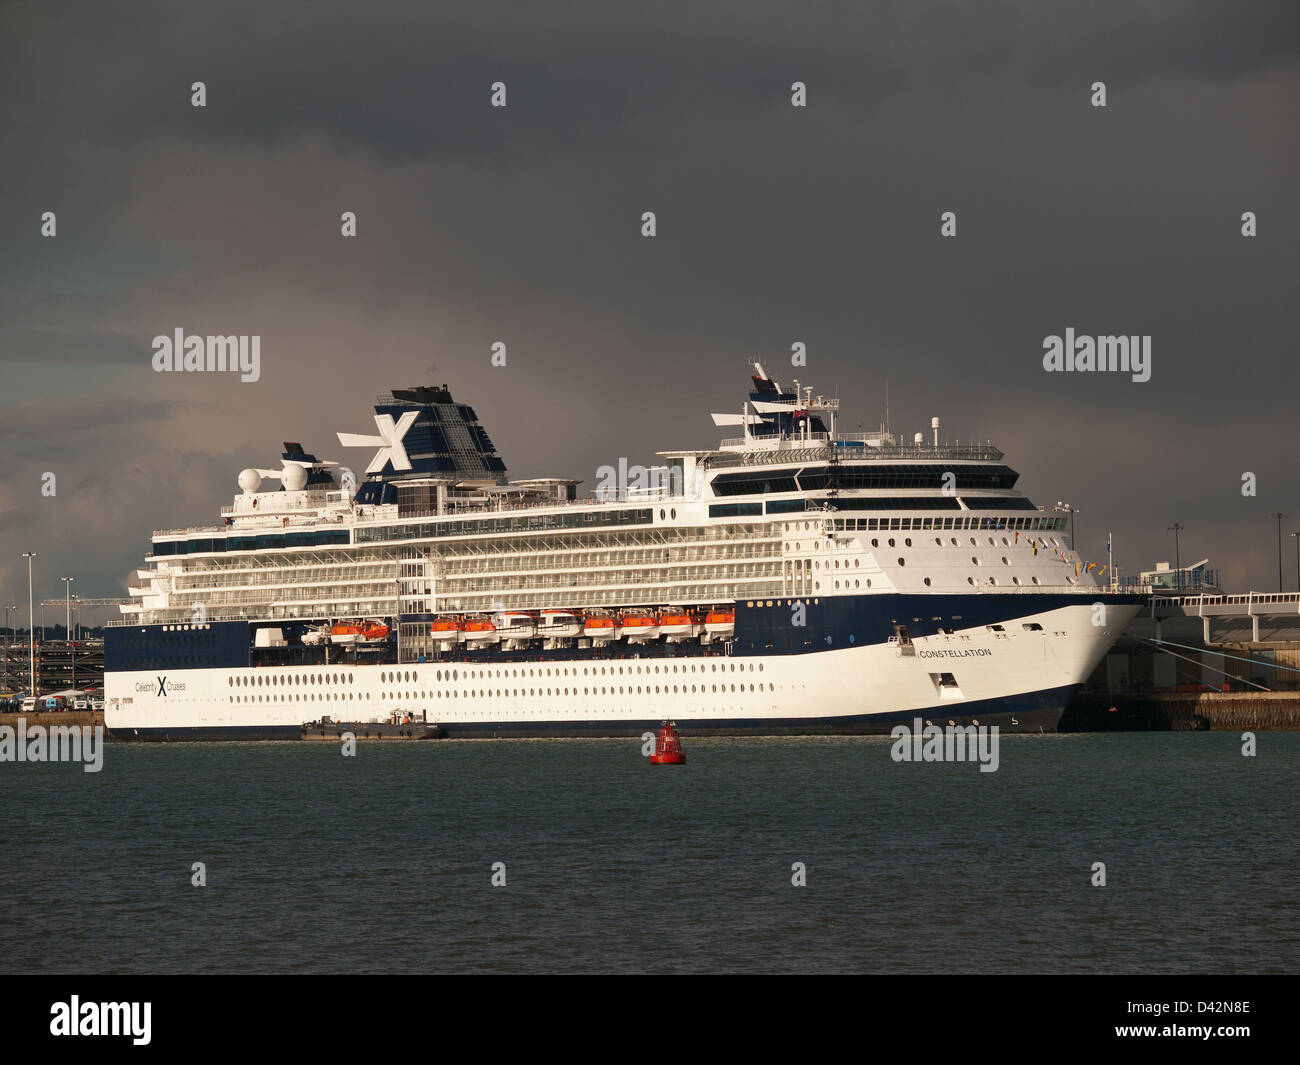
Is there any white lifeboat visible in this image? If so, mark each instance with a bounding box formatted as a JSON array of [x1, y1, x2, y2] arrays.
[[538, 609, 582, 640], [498, 611, 537, 647]]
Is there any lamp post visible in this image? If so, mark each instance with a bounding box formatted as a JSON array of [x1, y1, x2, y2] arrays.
[[1273, 513, 1288, 593], [1168, 524, 1184, 590], [1291, 532, 1300, 594], [61, 576, 73, 641], [21, 552, 37, 695], [4, 604, 15, 638]]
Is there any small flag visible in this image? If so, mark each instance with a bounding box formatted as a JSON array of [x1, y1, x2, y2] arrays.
[[1074, 562, 1081, 575], [1087, 562, 1097, 572], [1098, 565, 1107, 576], [1015, 531, 1020, 543]]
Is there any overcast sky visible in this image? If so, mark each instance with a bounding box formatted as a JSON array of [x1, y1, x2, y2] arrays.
[[2, 0, 1297, 626]]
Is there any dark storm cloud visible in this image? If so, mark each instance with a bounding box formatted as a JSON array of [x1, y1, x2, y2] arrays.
[[4, 2, 1298, 162], [0, 0, 1298, 605]]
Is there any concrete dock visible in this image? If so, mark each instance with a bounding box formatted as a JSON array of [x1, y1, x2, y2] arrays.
[[1063, 692, 1300, 731]]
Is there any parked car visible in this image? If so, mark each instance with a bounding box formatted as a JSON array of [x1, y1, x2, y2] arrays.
[[89, 697, 104, 711], [21, 696, 37, 713], [72, 696, 89, 711]]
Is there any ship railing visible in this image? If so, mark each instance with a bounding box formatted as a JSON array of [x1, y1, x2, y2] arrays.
[[709, 443, 1004, 466]]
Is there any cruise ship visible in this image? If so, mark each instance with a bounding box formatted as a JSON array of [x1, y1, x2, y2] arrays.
[[103, 364, 1143, 740]]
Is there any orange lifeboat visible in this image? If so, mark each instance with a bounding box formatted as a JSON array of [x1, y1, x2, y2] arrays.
[[330, 621, 364, 645], [620, 608, 660, 642], [650, 719, 686, 765], [703, 608, 735, 638], [463, 615, 500, 644], [358, 620, 390, 643], [430, 616, 463, 645], [659, 608, 698, 641], [584, 610, 617, 641]]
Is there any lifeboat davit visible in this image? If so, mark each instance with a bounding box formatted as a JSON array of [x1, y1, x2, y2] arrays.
[[620, 608, 660, 642], [301, 624, 329, 646], [659, 609, 699, 642], [703, 607, 735, 638], [463, 615, 500, 644], [584, 610, 617, 641], [538, 609, 582, 640], [649, 719, 686, 765], [430, 616, 464, 645]]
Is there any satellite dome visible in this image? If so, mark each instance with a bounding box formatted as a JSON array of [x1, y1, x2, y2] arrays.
[[238, 468, 262, 494], [281, 463, 308, 491]]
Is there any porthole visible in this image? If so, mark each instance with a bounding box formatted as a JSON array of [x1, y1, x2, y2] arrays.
[[1001, 557, 1009, 565], [888, 538, 896, 547], [972, 557, 980, 565], [923, 577, 931, 586], [967, 577, 975, 585], [1031, 576, 1041, 585], [897, 558, 905, 566], [871, 538, 879, 547], [905, 538, 912, 547], [866, 579, 872, 588]]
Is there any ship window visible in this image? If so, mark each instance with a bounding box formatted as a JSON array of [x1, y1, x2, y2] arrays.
[[967, 577, 975, 585], [924, 578, 931, 586], [898, 558, 905, 566], [1031, 576, 1041, 585]]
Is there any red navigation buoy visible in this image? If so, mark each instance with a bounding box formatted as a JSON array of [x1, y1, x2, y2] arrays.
[[650, 719, 686, 765]]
